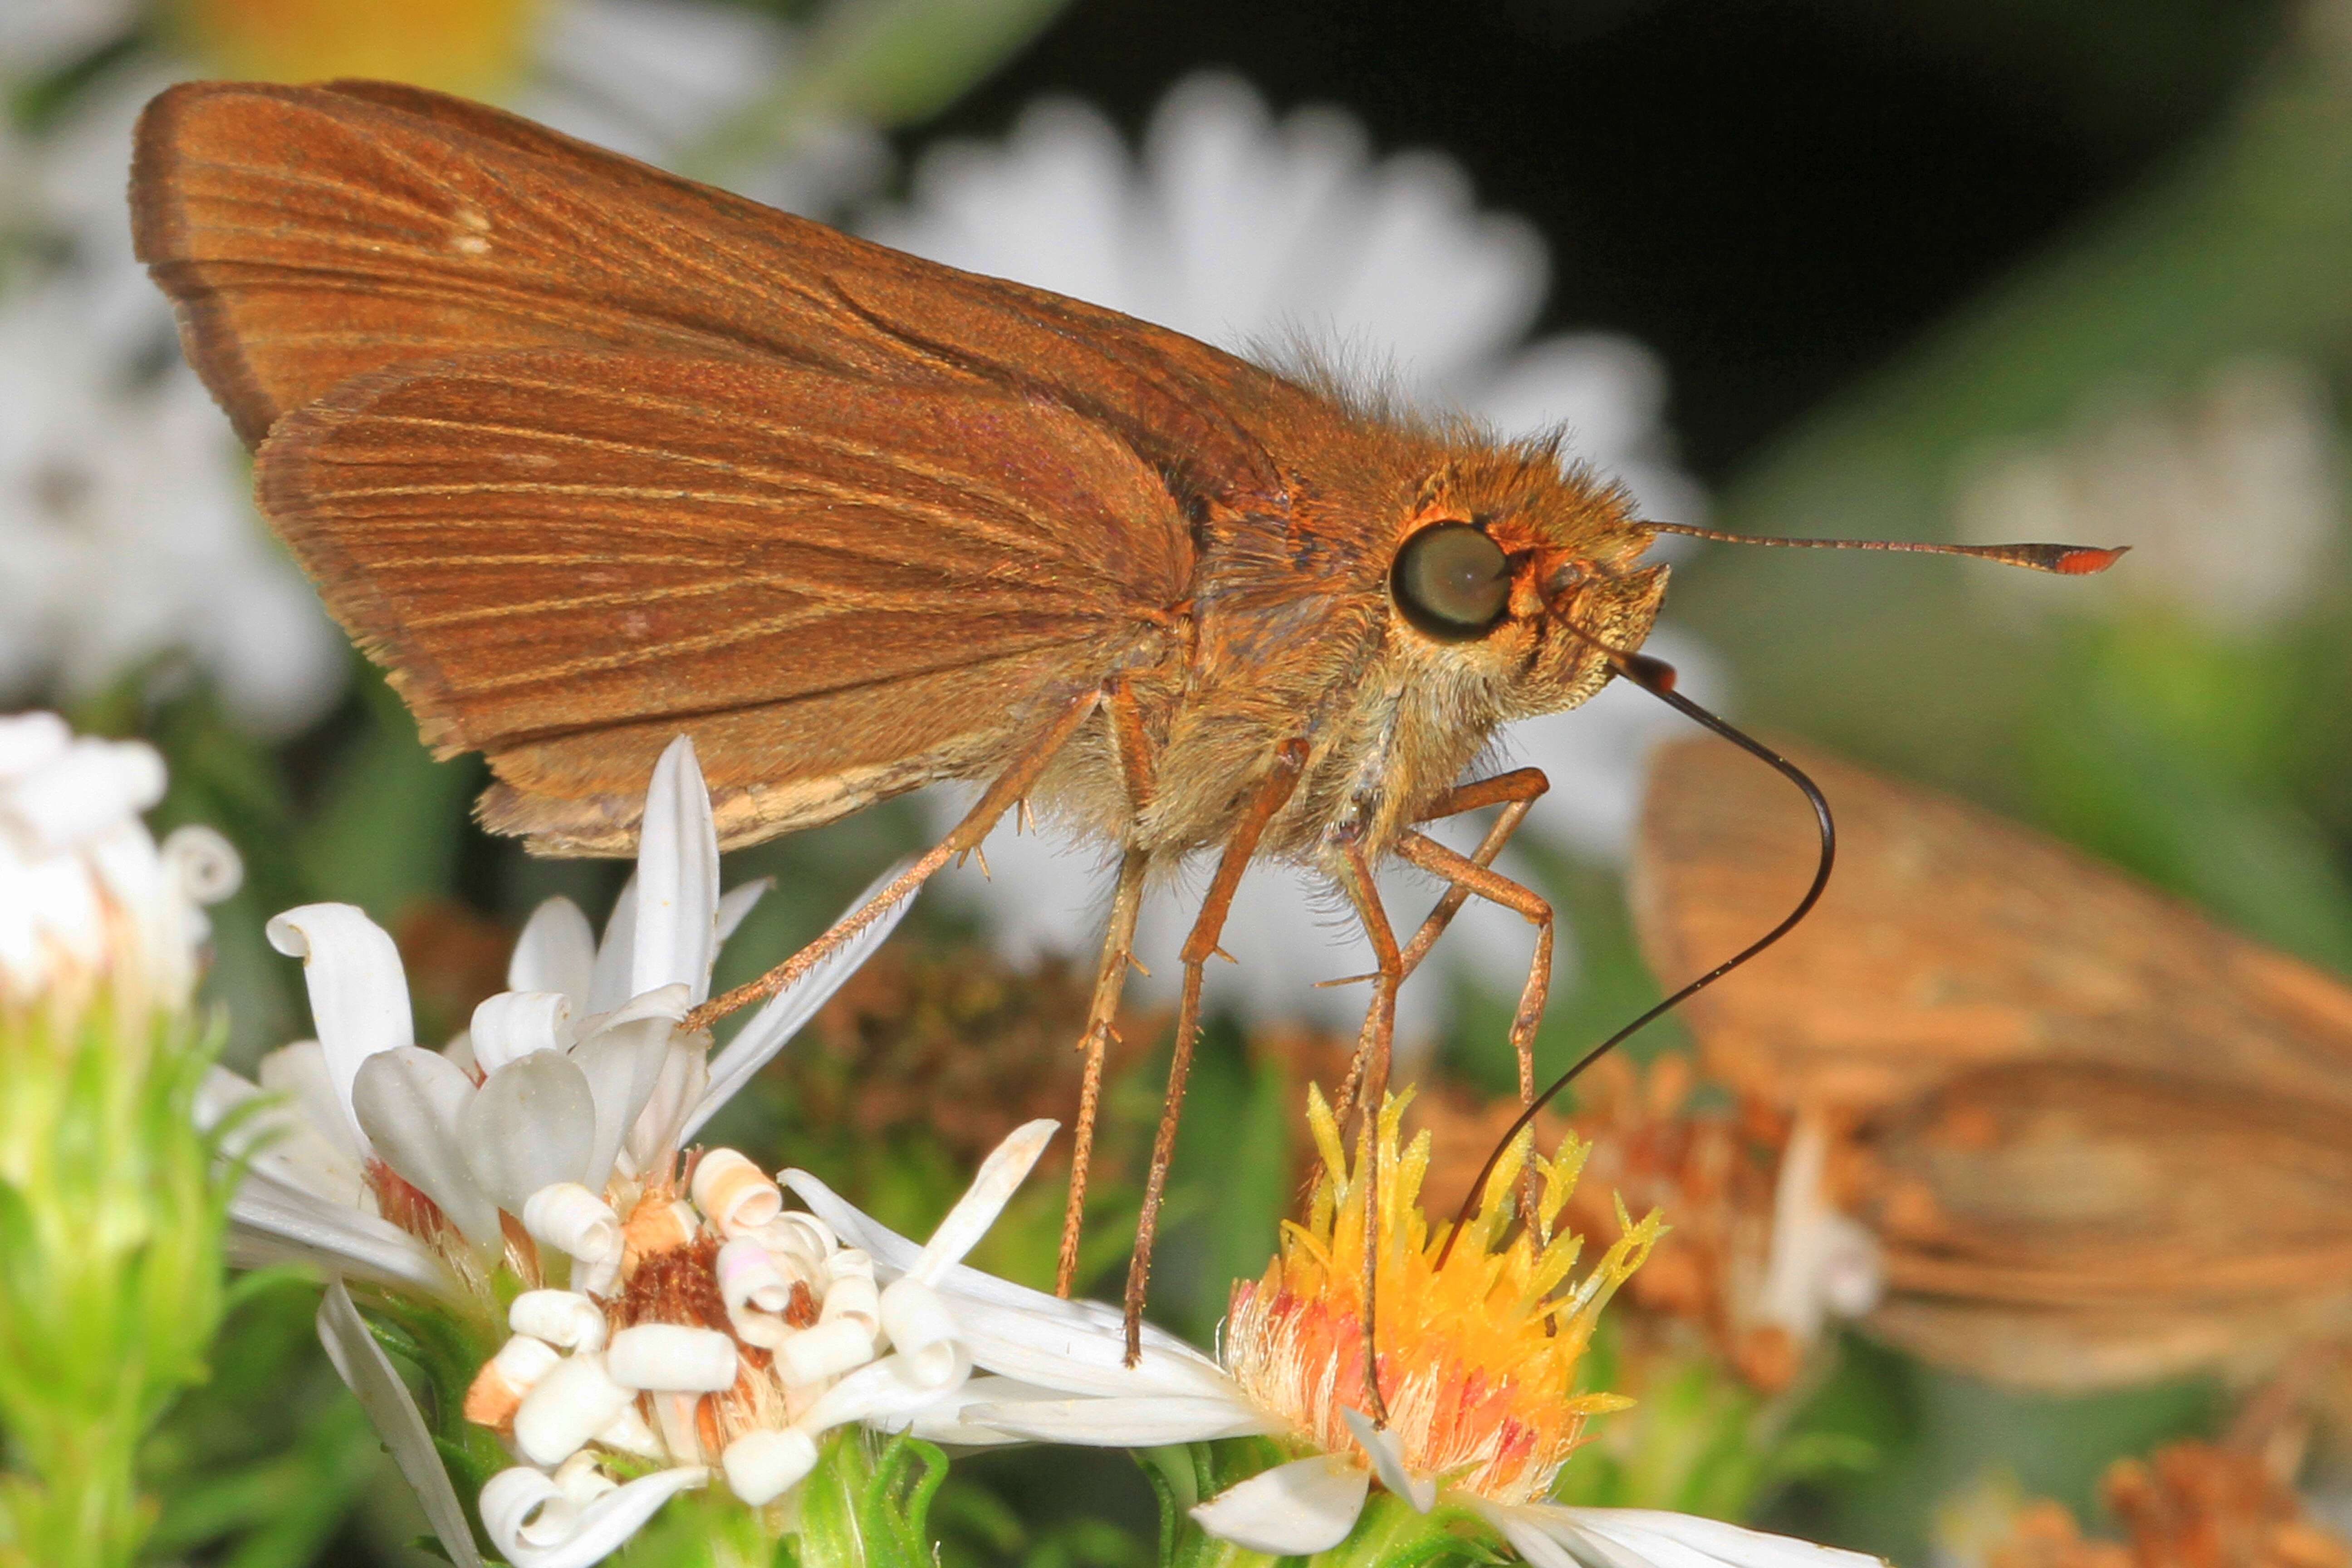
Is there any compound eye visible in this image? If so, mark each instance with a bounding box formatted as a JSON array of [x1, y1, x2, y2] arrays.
[[1392, 523, 1511, 638]]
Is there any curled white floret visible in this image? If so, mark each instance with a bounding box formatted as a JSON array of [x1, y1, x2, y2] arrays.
[[554, 1451, 617, 1507], [162, 823, 242, 903], [511, 1290, 608, 1353], [774, 1318, 877, 1385], [595, 1400, 666, 1460], [879, 1277, 960, 1389], [819, 1255, 880, 1337], [723, 1426, 820, 1506], [607, 1324, 740, 1393], [462, 1333, 562, 1429], [691, 1149, 784, 1235], [514, 1353, 634, 1467], [482, 1462, 707, 1568], [755, 1211, 838, 1272], [718, 1237, 795, 1348], [523, 1184, 623, 1283]]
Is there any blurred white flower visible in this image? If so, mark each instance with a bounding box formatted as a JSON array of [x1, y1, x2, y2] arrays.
[[1955, 355, 2347, 636], [0, 280, 348, 732], [0, 708, 239, 1007], [870, 72, 1714, 1044], [0, 0, 880, 735]]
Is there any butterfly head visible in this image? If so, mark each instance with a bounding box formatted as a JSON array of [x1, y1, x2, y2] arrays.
[[1381, 445, 1669, 721]]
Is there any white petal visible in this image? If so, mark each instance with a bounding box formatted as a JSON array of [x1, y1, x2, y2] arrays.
[[202, 1062, 366, 1208], [1525, 1509, 1890, 1568], [967, 1394, 1276, 1446], [912, 1119, 1056, 1282], [1191, 1454, 1368, 1556], [622, 1033, 707, 1177], [799, 1348, 971, 1434], [266, 904, 412, 1151], [510, 896, 597, 1001], [315, 1280, 486, 1568], [1483, 1503, 1584, 1568], [568, 1008, 676, 1192], [254, 1041, 366, 1165], [780, 1169, 1235, 1399], [483, 1462, 706, 1568], [471, 991, 574, 1074], [586, 877, 638, 1016], [350, 1047, 502, 1247], [631, 735, 720, 1001], [461, 1051, 598, 1211], [681, 859, 918, 1141], [713, 877, 770, 944], [228, 1178, 461, 1303], [1341, 1405, 1436, 1512]]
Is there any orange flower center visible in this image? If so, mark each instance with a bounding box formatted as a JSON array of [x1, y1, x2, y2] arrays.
[[1224, 1088, 1659, 1506]]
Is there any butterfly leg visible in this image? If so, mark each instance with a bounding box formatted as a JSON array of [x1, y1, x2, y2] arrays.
[[1390, 828, 1556, 1116], [1122, 739, 1309, 1363], [1058, 847, 1149, 1297], [1327, 767, 1549, 1121], [1057, 678, 1162, 1296], [1332, 838, 1405, 1422], [685, 687, 1103, 1031]]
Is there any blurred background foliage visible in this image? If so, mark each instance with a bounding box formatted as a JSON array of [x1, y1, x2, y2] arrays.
[[6, 0, 2352, 1562]]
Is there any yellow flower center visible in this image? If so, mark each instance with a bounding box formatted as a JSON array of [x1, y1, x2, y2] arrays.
[[1225, 1088, 1661, 1507]]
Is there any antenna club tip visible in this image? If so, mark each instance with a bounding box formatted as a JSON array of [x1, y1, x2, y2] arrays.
[[2054, 544, 2130, 575]]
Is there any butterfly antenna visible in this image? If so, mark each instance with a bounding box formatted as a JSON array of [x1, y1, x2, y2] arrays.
[[1432, 634, 1834, 1269], [1643, 521, 2128, 577]]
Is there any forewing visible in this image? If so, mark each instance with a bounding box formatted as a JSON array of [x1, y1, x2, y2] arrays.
[[1630, 739, 2352, 1116], [260, 350, 1191, 852], [1856, 1061, 2352, 1391], [131, 79, 1298, 507]]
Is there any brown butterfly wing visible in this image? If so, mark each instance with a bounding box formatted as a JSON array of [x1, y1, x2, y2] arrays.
[[1631, 738, 2352, 1117], [131, 80, 1303, 506], [260, 349, 1192, 852], [1857, 1061, 2352, 1390], [1633, 740, 2352, 1388]]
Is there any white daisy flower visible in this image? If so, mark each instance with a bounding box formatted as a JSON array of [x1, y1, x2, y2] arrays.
[[868, 72, 1717, 1047], [800, 1087, 1880, 1568], [318, 1117, 1061, 1568], [195, 735, 913, 1303], [0, 707, 239, 1008]]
